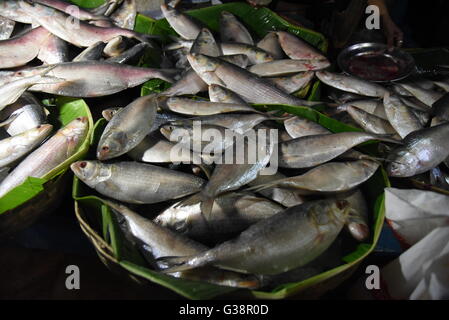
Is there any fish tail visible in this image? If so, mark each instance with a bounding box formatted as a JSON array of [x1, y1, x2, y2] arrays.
[[245, 182, 276, 193], [200, 196, 215, 218], [175, 193, 203, 208]]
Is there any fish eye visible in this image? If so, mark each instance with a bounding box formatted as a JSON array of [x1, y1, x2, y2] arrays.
[[102, 146, 109, 151], [79, 162, 87, 168]]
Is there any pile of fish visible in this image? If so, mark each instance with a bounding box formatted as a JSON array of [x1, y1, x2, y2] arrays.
[[67, 2, 397, 290]]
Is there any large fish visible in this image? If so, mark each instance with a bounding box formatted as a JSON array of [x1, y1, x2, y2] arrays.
[[71, 161, 205, 204], [383, 93, 423, 139], [249, 60, 329, 77], [28, 61, 178, 97], [276, 31, 327, 61], [160, 3, 201, 40], [159, 199, 349, 275], [387, 122, 449, 177], [187, 53, 319, 106]]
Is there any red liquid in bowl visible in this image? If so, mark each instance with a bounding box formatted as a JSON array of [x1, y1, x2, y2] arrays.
[[348, 53, 402, 81]]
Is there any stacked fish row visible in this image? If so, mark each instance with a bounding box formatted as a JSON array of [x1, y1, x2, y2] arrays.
[[317, 71, 449, 180], [71, 3, 393, 289], [0, 0, 184, 200]]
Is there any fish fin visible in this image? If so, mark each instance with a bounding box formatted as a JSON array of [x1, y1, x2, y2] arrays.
[[200, 196, 215, 218], [371, 134, 403, 145], [157, 255, 198, 274], [175, 193, 203, 208], [245, 182, 277, 193]]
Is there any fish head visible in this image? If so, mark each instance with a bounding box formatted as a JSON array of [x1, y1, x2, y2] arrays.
[[101, 108, 122, 122], [347, 222, 369, 242], [387, 149, 419, 177], [160, 123, 187, 141], [97, 131, 128, 161], [36, 123, 54, 137], [187, 53, 219, 73], [70, 161, 104, 185], [255, 51, 274, 64], [208, 84, 228, 100]]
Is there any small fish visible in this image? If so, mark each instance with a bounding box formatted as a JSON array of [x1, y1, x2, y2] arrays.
[[276, 31, 327, 61], [387, 122, 449, 177], [284, 116, 330, 139], [0, 117, 89, 198], [219, 11, 254, 45], [346, 106, 399, 137], [248, 160, 380, 195], [257, 32, 284, 60], [160, 3, 202, 40], [159, 199, 349, 275], [334, 99, 387, 120], [278, 132, 399, 169], [220, 42, 273, 65], [164, 97, 258, 116], [0, 124, 53, 168], [97, 94, 158, 160], [249, 59, 329, 77], [316, 71, 388, 98], [71, 161, 205, 204]]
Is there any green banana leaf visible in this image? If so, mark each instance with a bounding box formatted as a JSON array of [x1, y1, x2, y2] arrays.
[[0, 98, 93, 214]]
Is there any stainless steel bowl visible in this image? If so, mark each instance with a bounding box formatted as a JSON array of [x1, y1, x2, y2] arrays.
[[338, 42, 415, 83]]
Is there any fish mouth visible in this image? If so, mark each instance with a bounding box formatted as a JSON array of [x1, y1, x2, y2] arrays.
[[70, 161, 86, 176]]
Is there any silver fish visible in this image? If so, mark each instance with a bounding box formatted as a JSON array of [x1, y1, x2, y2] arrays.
[[19, 2, 156, 47], [154, 192, 283, 242], [187, 53, 319, 106], [383, 93, 423, 139], [28, 62, 177, 97], [346, 106, 399, 137], [219, 11, 254, 45], [284, 116, 330, 139], [97, 94, 158, 160], [159, 199, 349, 275], [249, 160, 380, 195], [257, 32, 284, 60], [0, 27, 51, 69], [249, 59, 329, 77], [0, 117, 88, 198], [71, 161, 205, 204], [0, 124, 53, 168], [164, 97, 257, 116], [387, 122, 449, 177], [278, 132, 398, 168], [334, 99, 387, 120], [106, 200, 261, 289], [160, 3, 201, 40], [268, 72, 314, 94], [316, 71, 388, 98], [220, 42, 273, 65], [1, 93, 47, 136], [276, 31, 327, 61], [399, 83, 444, 107]]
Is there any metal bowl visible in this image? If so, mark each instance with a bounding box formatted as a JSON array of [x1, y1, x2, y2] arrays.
[[338, 42, 415, 82]]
